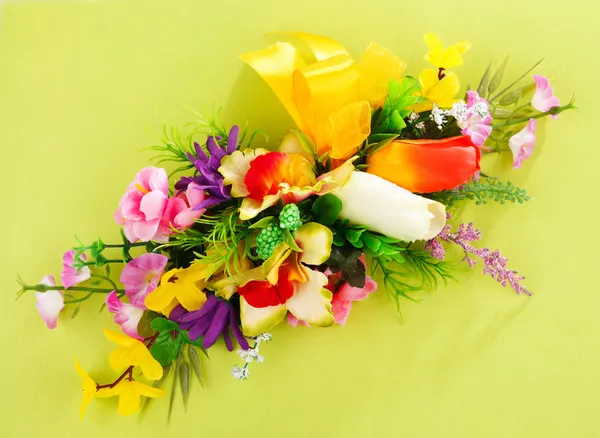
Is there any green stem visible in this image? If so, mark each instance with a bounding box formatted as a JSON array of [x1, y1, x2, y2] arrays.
[[104, 243, 147, 248], [90, 274, 119, 291], [81, 259, 124, 265], [64, 291, 94, 304], [492, 103, 574, 128], [27, 285, 123, 293]]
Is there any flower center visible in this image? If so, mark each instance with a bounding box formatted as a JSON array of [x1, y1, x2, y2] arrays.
[[135, 183, 149, 194]]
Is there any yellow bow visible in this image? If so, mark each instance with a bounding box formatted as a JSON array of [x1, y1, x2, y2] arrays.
[[241, 32, 406, 160]]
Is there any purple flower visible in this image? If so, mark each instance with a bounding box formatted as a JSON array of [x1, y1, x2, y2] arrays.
[[175, 126, 240, 210], [425, 215, 531, 296], [169, 294, 249, 351]]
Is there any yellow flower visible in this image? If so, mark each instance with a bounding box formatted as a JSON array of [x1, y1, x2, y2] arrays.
[[74, 357, 98, 420], [96, 380, 164, 416], [413, 69, 461, 112], [424, 33, 471, 69], [144, 264, 208, 315], [104, 328, 163, 381]]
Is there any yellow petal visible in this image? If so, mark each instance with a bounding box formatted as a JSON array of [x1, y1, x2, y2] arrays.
[[278, 131, 316, 164], [295, 222, 333, 265], [133, 380, 165, 398], [240, 296, 287, 336], [424, 33, 444, 67], [174, 284, 206, 312], [115, 382, 142, 416], [74, 357, 97, 421], [329, 101, 371, 160], [239, 195, 280, 220], [292, 54, 360, 154], [274, 31, 349, 61], [218, 148, 269, 198], [285, 267, 334, 326], [263, 244, 293, 285], [144, 269, 180, 312], [357, 41, 407, 105], [315, 156, 357, 194], [139, 358, 163, 381], [104, 327, 137, 347]]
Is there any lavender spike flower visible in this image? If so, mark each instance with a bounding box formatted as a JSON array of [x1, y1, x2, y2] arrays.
[[425, 215, 531, 296], [169, 294, 250, 351], [175, 125, 240, 210]]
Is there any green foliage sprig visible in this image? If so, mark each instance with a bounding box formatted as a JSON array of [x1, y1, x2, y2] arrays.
[[427, 177, 530, 207], [369, 77, 424, 140]]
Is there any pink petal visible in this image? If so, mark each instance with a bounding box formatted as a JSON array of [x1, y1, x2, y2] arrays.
[[331, 295, 352, 325], [174, 207, 204, 229], [147, 167, 169, 194], [133, 167, 169, 195], [106, 292, 144, 340], [509, 119, 537, 169], [337, 276, 378, 302], [131, 218, 161, 242], [61, 250, 91, 289], [120, 253, 168, 308], [139, 190, 168, 221], [532, 75, 560, 116], [35, 275, 63, 330], [119, 190, 144, 220], [287, 312, 310, 327], [186, 182, 207, 206]]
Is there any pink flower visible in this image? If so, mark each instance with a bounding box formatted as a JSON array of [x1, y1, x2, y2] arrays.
[[106, 291, 144, 340], [331, 276, 378, 325], [509, 119, 537, 169], [120, 253, 168, 308], [35, 275, 64, 329], [287, 313, 309, 327], [61, 250, 91, 289], [114, 167, 170, 243], [532, 75, 560, 119], [461, 90, 492, 147], [155, 182, 207, 240]]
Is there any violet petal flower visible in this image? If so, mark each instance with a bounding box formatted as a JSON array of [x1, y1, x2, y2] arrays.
[[169, 294, 249, 351], [176, 126, 240, 209]]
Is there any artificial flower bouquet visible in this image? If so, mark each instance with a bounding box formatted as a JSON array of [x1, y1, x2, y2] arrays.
[[18, 32, 575, 420]]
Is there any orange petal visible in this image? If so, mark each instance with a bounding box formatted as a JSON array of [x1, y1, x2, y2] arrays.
[[367, 136, 481, 193]]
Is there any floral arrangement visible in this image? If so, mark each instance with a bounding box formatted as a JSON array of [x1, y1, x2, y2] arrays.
[[18, 32, 575, 421]]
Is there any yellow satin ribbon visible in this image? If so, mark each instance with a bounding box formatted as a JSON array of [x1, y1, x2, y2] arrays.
[[241, 32, 406, 159]]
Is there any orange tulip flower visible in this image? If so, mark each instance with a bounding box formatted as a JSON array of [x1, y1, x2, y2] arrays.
[[366, 136, 480, 193]]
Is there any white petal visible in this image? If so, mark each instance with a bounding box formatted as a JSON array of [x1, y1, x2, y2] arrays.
[[35, 291, 64, 330], [285, 267, 334, 327], [333, 171, 446, 242]]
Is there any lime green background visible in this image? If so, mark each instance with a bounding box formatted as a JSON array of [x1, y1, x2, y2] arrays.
[[1, 0, 597, 436]]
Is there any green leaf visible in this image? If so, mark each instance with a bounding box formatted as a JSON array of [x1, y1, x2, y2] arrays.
[[71, 303, 81, 319], [168, 354, 181, 424], [487, 56, 508, 95], [341, 259, 366, 288], [150, 332, 184, 367], [283, 229, 303, 252], [248, 216, 274, 229], [476, 61, 493, 96], [344, 228, 365, 245], [151, 317, 180, 332], [390, 110, 406, 130], [361, 233, 381, 254], [179, 361, 191, 412], [137, 311, 159, 339], [490, 57, 544, 101], [498, 82, 536, 106], [311, 194, 343, 226], [187, 345, 204, 387]]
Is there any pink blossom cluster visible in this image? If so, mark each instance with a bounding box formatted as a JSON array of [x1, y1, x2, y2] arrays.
[[426, 218, 531, 296]]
